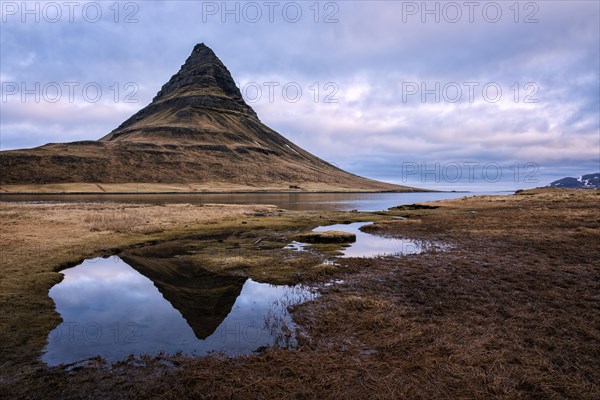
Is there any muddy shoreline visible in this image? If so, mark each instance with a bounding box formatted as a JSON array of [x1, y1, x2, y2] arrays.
[[1, 188, 599, 399]]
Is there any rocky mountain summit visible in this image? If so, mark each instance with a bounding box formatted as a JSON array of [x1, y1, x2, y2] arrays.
[[0, 44, 416, 193], [102, 44, 259, 142]]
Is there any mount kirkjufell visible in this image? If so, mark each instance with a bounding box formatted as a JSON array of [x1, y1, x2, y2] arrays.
[[1, 44, 415, 193]]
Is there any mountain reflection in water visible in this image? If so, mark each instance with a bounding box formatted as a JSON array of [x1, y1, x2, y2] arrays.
[[43, 255, 316, 366]]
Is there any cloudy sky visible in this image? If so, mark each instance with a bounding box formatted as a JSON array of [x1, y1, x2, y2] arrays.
[[1, 0, 599, 190]]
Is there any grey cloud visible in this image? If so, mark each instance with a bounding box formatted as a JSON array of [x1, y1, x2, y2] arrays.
[[1, 0, 598, 186]]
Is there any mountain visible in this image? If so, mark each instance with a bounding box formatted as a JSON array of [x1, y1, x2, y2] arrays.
[[547, 173, 600, 189], [0, 43, 419, 193]]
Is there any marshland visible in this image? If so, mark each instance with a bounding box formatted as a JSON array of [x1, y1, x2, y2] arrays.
[[1, 188, 598, 398]]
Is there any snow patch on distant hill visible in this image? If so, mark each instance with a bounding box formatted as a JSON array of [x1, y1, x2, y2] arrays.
[[548, 173, 600, 189]]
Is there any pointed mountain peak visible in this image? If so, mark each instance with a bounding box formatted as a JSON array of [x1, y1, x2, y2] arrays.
[[101, 43, 257, 139], [190, 42, 218, 60], [1, 43, 416, 192], [153, 43, 247, 105]]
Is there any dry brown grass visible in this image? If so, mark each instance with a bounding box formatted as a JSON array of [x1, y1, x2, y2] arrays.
[[0, 181, 419, 194], [83, 209, 156, 234], [0, 201, 277, 370], [1, 188, 599, 399], [295, 230, 356, 243]]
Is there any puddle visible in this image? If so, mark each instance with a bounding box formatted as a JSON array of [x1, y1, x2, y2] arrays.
[[293, 222, 444, 257], [323, 279, 345, 287], [43, 256, 316, 366], [284, 241, 309, 251]]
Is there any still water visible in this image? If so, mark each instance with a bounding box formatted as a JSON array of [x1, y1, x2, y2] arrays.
[[314, 222, 437, 257], [43, 257, 317, 366], [1, 191, 505, 211], [40, 191, 498, 365], [287, 222, 445, 257]]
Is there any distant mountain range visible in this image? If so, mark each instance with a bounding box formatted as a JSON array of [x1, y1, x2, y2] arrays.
[[548, 173, 600, 189]]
